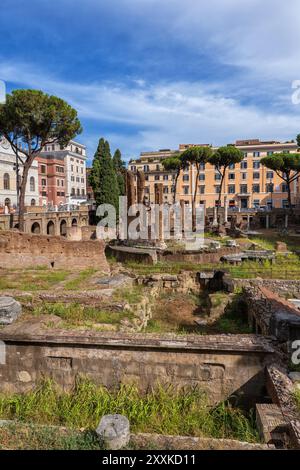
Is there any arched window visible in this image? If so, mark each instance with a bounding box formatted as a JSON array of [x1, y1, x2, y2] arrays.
[[3, 173, 10, 190], [30, 177, 35, 192], [4, 198, 11, 207]]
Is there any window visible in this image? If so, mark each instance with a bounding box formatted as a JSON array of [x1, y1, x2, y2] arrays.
[[228, 184, 235, 194], [229, 163, 235, 170], [199, 174, 205, 181], [183, 186, 189, 195], [71, 188, 75, 195], [253, 172, 260, 179], [163, 175, 168, 181], [253, 161, 260, 169], [77, 188, 80, 196], [81, 178, 85, 183], [71, 165, 74, 172], [241, 172, 247, 180], [71, 176, 75, 182], [3, 173, 10, 190], [41, 178, 47, 186], [183, 174, 189, 181], [252, 184, 260, 193], [240, 184, 248, 194], [61, 180, 64, 186], [131, 165, 136, 171], [31, 199, 36, 206], [282, 183, 289, 192], [199, 162, 205, 171], [144, 165, 149, 172], [214, 173, 221, 180], [57, 179, 60, 187], [253, 199, 260, 208], [156, 164, 160, 171], [266, 183, 274, 193], [228, 173, 235, 180], [155, 175, 160, 181], [145, 175, 149, 181], [282, 199, 289, 209], [163, 187, 168, 194], [243, 152, 248, 158], [240, 161, 247, 169], [267, 151, 273, 156], [266, 171, 274, 179], [41, 165, 46, 174], [215, 185, 221, 194], [82, 189, 85, 196], [253, 151, 260, 157], [199, 185, 205, 194], [144, 187, 150, 194]]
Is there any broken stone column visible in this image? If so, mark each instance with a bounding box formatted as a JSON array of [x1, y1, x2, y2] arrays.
[[136, 170, 145, 204], [126, 170, 136, 208], [224, 195, 228, 223], [154, 183, 164, 243], [0, 297, 22, 325], [96, 414, 130, 450]]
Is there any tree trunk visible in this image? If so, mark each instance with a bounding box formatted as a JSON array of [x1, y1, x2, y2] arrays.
[[216, 170, 225, 222], [173, 172, 180, 204], [287, 178, 294, 217], [192, 167, 200, 232], [18, 163, 30, 232]]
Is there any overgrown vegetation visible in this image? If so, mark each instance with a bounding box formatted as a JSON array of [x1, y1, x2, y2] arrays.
[[63, 268, 98, 290], [0, 378, 259, 443], [294, 388, 300, 412], [0, 269, 69, 291], [32, 302, 133, 329]]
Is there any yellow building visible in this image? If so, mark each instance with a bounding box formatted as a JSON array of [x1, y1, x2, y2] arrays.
[[129, 139, 299, 209]]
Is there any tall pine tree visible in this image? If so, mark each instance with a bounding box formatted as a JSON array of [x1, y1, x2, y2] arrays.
[[113, 148, 126, 195], [90, 138, 119, 216]]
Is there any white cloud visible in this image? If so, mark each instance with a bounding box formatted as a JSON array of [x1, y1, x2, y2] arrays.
[[1, 59, 300, 161]]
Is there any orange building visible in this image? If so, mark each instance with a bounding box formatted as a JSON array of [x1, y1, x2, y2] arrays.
[[37, 155, 66, 207], [129, 139, 300, 210]]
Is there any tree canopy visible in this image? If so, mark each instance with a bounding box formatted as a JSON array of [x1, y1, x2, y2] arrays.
[[261, 152, 300, 213], [0, 89, 82, 230], [113, 148, 126, 196], [162, 155, 183, 203], [89, 138, 120, 217]]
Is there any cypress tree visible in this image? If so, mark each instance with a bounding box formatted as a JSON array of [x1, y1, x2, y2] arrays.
[[113, 148, 126, 196], [90, 138, 120, 216]]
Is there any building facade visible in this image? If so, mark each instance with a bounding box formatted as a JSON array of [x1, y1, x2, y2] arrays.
[[41, 140, 87, 205], [36, 155, 66, 207], [129, 139, 300, 209], [0, 137, 39, 211]]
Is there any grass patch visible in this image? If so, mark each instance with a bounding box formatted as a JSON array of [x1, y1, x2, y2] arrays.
[[212, 295, 251, 334], [32, 302, 133, 327], [0, 270, 69, 291], [113, 285, 145, 304], [0, 378, 259, 443], [63, 269, 98, 290], [0, 422, 101, 450]]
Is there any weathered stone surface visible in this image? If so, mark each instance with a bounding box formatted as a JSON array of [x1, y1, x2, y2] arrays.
[[0, 231, 109, 271], [256, 403, 287, 446], [0, 321, 275, 405], [275, 241, 288, 252], [96, 414, 130, 450], [0, 297, 22, 325], [130, 433, 272, 450], [96, 274, 134, 289]]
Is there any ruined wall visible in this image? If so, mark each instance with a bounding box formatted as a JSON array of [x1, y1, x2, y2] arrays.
[[0, 231, 109, 271], [235, 279, 300, 299], [0, 324, 275, 406], [157, 247, 240, 264]]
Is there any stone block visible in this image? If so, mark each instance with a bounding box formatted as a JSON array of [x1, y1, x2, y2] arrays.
[[96, 414, 130, 450], [0, 297, 22, 325]]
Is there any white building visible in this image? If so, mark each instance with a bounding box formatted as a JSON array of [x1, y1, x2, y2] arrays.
[[41, 140, 87, 205], [0, 137, 39, 210]]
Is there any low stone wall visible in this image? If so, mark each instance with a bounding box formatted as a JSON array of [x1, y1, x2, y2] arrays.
[[235, 279, 300, 299], [243, 284, 300, 341], [157, 247, 240, 264], [0, 321, 275, 406], [0, 231, 109, 271]]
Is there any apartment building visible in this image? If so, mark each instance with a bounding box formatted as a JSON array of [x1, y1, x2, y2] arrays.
[[37, 155, 66, 207], [129, 139, 299, 209], [0, 137, 39, 211], [41, 140, 87, 205]]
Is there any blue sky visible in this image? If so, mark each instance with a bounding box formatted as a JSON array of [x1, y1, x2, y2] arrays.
[[1, 0, 300, 164]]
